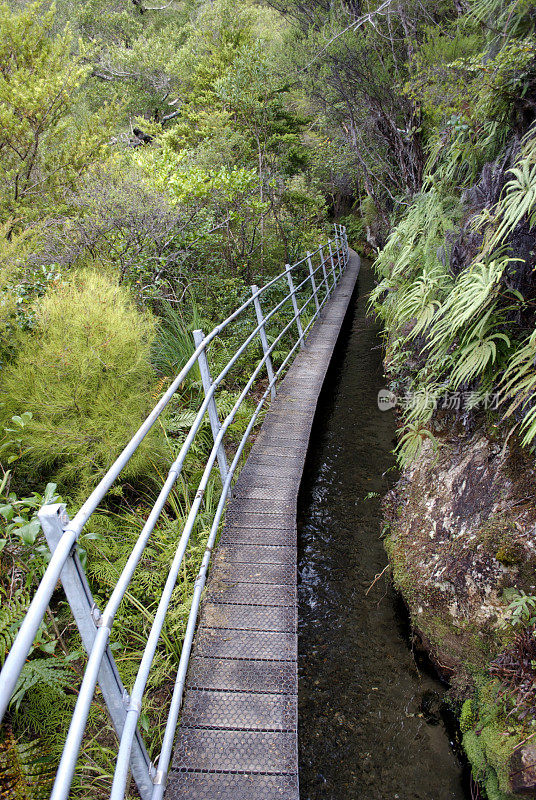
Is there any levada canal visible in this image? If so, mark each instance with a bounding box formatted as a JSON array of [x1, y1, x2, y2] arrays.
[[297, 260, 470, 800]]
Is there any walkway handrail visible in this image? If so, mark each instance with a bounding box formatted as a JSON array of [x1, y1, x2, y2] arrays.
[[0, 225, 350, 800]]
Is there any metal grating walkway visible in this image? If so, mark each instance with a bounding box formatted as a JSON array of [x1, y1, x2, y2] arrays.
[[165, 252, 361, 800]]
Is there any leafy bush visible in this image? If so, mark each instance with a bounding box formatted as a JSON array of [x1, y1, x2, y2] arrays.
[[372, 118, 536, 463], [0, 2, 115, 227], [0, 271, 165, 493]]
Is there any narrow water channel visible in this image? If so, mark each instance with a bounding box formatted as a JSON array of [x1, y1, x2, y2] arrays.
[[298, 261, 469, 800]]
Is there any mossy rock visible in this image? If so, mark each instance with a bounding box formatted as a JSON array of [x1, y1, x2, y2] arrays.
[[485, 770, 509, 800], [481, 724, 518, 795], [463, 730, 486, 775], [461, 677, 525, 800], [463, 731, 514, 800], [460, 699, 475, 733], [495, 542, 524, 566]]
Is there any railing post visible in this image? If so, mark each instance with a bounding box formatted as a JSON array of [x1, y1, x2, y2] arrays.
[[319, 246, 331, 299], [336, 225, 346, 277], [337, 224, 346, 268], [307, 252, 320, 315], [335, 234, 344, 277], [251, 285, 276, 401], [340, 225, 348, 265], [285, 264, 305, 349], [328, 240, 338, 287], [343, 226, 349, 265], [37, 504, 153, 800], [193, 330, 229, 484]]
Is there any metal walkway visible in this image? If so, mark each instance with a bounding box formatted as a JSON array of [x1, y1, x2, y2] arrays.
[[166, 252, 360, 800], [0, 228, 357, 800]]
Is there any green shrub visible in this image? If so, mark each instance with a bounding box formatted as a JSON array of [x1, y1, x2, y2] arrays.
[[151, 300, 204, 382], [1, 271, 165, 493]]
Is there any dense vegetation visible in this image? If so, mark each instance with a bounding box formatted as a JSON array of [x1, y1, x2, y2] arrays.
[[361, 0, 536, 797], [1, 0, 536, 797], [0, 1, 348, 795]]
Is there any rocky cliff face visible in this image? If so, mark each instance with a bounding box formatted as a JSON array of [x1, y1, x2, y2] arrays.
[[384, 428, 536, 799]]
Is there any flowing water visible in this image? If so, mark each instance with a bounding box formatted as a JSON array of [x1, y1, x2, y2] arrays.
[[298, 261, 470, 800]]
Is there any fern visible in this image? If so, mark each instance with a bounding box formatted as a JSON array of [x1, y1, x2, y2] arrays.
[[433, 260, 506, 338], [373, 190, 460, 283], [10, 658, 72, 713], [477, 123, 536, 256], [404, 384, 443, 425], [386, 265, 452, 338], [396, 424, 440, 468], [0, 594, 29, 665], [448, 309, 511, 388], [488, 161, 536, 249], [165, 409, 201, 433], [151, 300, 205, 382], [501, 328, 536, 446], [468, 0, 534, 47], [0, 727, 55, 800]]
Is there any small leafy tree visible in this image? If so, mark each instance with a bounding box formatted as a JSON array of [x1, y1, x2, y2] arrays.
[[0, 271, 165, 493], [0, 1, 115, 228]]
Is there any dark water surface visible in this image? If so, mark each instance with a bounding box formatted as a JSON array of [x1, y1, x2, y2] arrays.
[[298, 261, 469, 800]]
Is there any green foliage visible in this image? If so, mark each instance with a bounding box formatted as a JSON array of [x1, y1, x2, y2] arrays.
[[502, 590, 536, 627], [372, 189, 460, 283], [372, 123, 536, 450], [74, 0, 194, 119], [461, 675, 524, 799], [468, 0, 536, 46], [460, 699, 476, 733], [463, 728, 508, 800], [0, 594, 30, 665], [484, 124, 536, 252], [0, 727, 55, 800], [396, 424, 440, 468], [80, 475, 223, 757], [7, 0, 536, 793], [11, 658, 72, 714], [125, 0, 323, 276], [405, 25, 485, 129], [339, 213, 364, 246], [0, 224, 57, 363], [0, 271, 165, 492], [0, 2, 116, 227], [0, 480, 61, 580], [151, 300, 204, 381], [405, 0, 536, 190], [370, 190, 459, 366], [501, 328, 536, 445]]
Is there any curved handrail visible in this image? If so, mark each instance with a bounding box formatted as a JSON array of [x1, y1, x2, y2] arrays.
[[0, 225, 350, 800]]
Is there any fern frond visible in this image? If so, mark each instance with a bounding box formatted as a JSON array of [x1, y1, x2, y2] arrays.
[[450, 329, 510, 388], [428, 259, 507, 354], [396, 424, 440, 468], [10, 658, 72, 712], [0, 593, 29, 666], [489, 162, 536, 248], [501, 328, 536, 445], [0, 727, 55, 800]]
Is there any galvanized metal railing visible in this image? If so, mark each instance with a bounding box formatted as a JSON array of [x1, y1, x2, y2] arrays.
[[0, 225, 350, 800]]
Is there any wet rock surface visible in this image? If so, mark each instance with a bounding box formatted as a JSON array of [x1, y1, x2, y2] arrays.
[[510, 746, 536, 795], [384, 425, 536, 798], [385, 430, 536, 673]]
